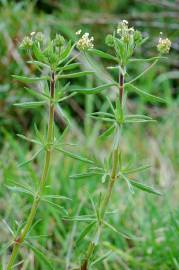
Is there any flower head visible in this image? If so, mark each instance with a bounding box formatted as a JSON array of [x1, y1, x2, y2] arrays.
[[157, 36, 171, 54], [76, 29, 82, 35], [19, 36, 33, 50], [54, 34, 65, 47], [35, 32, 45, 43], [116, 20, 143, 47], [76, 32, 94, 50]]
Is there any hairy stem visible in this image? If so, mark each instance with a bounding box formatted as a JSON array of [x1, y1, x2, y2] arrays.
[[80, 72, 124, 270], [6, 72, 55, 270]]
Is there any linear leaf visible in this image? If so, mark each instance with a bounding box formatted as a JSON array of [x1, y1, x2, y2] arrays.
[[17, 134, 42, 145], [125, 114, 153, 120], [57, 63, 80, 72], [76, 221, 96, 245], [104, 221, 136, 239], [27, 60, 50, 69], [58, 41, 75, 65], [42, 198, 68, 215], [43, 195, 71, 200], [99, 125, 115, 140], [58, 71, 94, 79], [6, 185, 34, 196], [70, 172, 102, 179], [119, 173, 134, 194], [12, 75, 50, 83], [63, 215, 96, 222], [55, 148, 94, 164], [123, 164, 151, 174], [126, 83, 166, 103], [129, 56, 166, 62], [14, 100, 46, 108], [91, 251, 112, 266], [72, 83, 116, 95], [130, 179, 161, 195], [57, 92, 77, 102], [24, 87, 50, 100], [18, 148, 43, 167], [88, 49, 118, 62], [25, 243, 54, 270], [32, 44, 48, 63], [90, 115, 115, 122], [125, 119, 156, 124]]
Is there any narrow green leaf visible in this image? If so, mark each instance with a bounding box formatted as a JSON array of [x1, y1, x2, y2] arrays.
[[17, 134, 42, 145], [57, 92, 77, 103], [72, 83, 116, 95], [126, 83, 166, 103], [91, 251, 112, 266], [14, 100, 46, 108], [57, 63, 80, 72], [12, 75, 50, 83], [90, 115, 115, 123], [129, 56, 166, 62], [119, 173, 134, 194], [32, 44, 48, 63], [27, 60, 50, 69], [130, 179, 161, 195], [55, 148, 94, 164], [58, 71, 94, 79], [58, 41, 74, 64], [125, 119, 156, 124], [76, 221, 96, 245], [6, 185, 34, 196], [34, 123, 45, 144], [70, 172, 102, 179], [105, 96, 115, 114], [63, 215, 96, 222], [24, 87, 50, 100], [43, 195, 71, 200], [25, 243, 54, 270], [41, 198, 68, 215], [18, 148, 43, 167], [125, 114, 153, 120], [88, 49, 118, 62], [104, 221, 136, 239], [99, 125, 115, 140], [123, 164, 151, 174], [90, 112, 114, 119]]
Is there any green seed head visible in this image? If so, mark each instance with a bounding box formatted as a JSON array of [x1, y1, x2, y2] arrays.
[[157, 36, 171, 54], [35, 32, 45, 43], [19, 36, 33, 50], [105, 34, 114, 47], [54, 34, 65, 47]]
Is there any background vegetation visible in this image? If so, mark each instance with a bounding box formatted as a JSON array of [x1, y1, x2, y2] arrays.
[[0, 1, 179, 269]]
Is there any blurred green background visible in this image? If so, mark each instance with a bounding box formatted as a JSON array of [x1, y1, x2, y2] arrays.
[[0, 1, 179, 269]]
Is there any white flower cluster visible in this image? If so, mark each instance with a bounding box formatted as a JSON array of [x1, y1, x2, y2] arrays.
[[157, 37, 171, 54], [19, 32, 44, 50], [19, 36, 33, 50], [76, 31, 94, 50], [117, 20, 134, 39]]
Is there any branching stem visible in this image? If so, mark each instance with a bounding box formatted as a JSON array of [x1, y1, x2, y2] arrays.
[[80, 71, 124, 270], [6, 72, 55, 270]]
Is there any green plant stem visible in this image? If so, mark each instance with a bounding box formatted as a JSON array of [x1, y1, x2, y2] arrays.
[[80, 72, 124, 270], [6, 72, 55, 270]]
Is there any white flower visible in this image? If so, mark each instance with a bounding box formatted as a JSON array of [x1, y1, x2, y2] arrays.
[[76, 32, 94, 50], [122, 20, 128, 24], [76, 29, 82, 35], [30, 31, 36, 36], [157, 37, 171, 54]]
